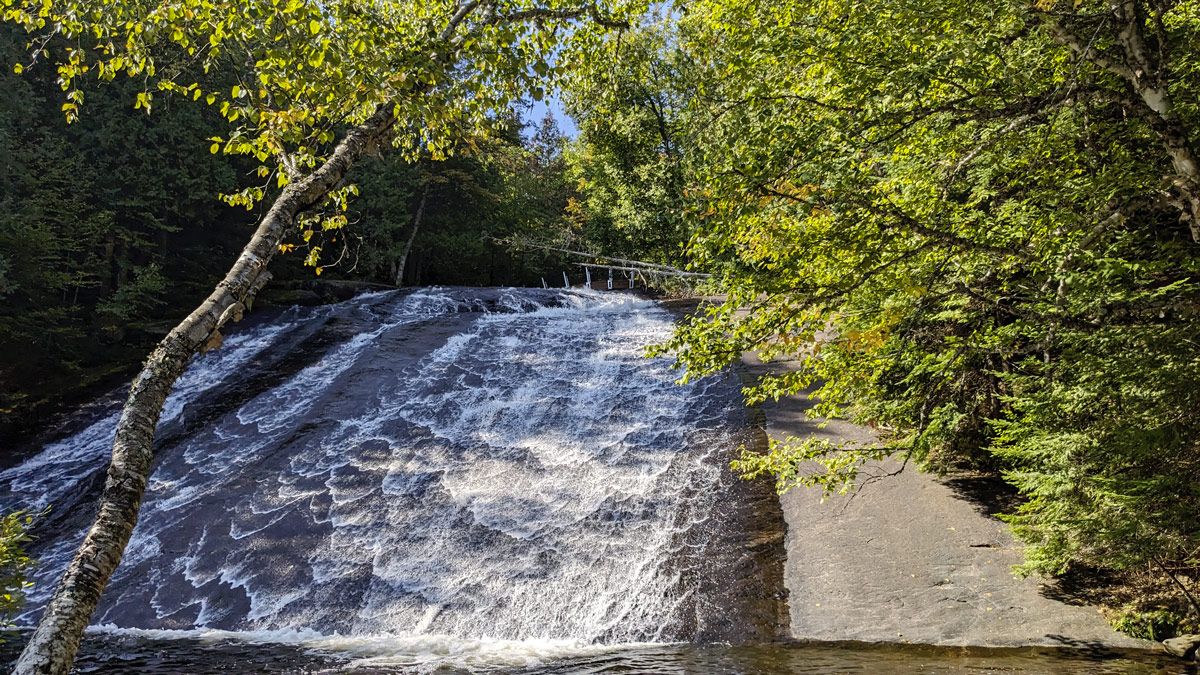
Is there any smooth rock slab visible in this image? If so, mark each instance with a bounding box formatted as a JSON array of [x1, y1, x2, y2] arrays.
[[741, 353, 1155, 650]]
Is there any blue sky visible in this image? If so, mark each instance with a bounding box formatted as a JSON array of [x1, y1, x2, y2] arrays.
[[524, 92, 579, 139]]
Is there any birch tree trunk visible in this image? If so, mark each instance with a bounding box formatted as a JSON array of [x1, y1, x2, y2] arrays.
[[1042, 1, 1200, 239], [394, 185, 428, 287], [13, 107, 395, 675]]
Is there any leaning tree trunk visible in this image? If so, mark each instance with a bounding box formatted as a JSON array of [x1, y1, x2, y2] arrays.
[[394, 185, 428, 287], [13, 107, 394, 675]]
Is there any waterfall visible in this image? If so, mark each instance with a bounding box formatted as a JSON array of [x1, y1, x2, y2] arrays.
[[0, 288, 776, 671]]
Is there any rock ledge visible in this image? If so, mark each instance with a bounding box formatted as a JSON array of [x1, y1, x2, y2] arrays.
[[1163, 634, 1200, 660], [741, 353, 1155, 650]]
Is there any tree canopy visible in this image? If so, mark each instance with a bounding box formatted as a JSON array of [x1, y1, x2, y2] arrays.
[[617, 0, 1200, 632]]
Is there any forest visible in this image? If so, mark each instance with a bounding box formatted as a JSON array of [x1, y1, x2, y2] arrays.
[[1, 0, 1199, 670]]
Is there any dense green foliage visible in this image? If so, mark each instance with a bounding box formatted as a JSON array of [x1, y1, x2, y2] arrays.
[[568, 0, 1200, 628], [0, 21, 577, 436], [561, 17, 689, 264], [0, 24, 253, 426], [0, 511, 33, 630]]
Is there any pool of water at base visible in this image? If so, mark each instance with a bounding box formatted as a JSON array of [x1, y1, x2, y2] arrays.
[[2, 633, 1193, 674]]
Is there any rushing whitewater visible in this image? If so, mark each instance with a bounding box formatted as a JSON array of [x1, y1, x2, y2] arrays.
[[0, 288, 785, 667]]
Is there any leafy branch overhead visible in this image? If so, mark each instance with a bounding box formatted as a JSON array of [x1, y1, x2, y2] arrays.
[[2, 0, 634, 261], [623, 0, 1200, 625]]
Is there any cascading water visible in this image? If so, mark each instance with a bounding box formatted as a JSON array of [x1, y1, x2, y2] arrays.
[[0, 288, 785, 672]]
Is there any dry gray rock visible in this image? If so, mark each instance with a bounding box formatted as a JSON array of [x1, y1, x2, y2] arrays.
[[741, 353, 1156, 650]]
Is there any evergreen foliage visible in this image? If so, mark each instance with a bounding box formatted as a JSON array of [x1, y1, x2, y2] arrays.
[[0, 27, 577, 436], [0, 24, 250, 428]]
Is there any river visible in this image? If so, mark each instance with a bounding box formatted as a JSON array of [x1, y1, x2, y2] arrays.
[[0, 288, 1188, 673]]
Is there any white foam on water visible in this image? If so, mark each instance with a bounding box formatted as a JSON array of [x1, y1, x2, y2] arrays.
[[0, 317, 297, 511], [14, 288, 742, 649], [87, 623, 661, 672], [284, 290, 731, 640]]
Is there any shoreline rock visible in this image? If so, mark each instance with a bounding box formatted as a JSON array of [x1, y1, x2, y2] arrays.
[[739, 352, 1156, 651], [1163, 634, 1200, 660]]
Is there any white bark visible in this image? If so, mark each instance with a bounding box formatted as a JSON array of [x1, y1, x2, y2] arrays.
[[1041, 2, 1200, 239], [394, 185, 428, 287]]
